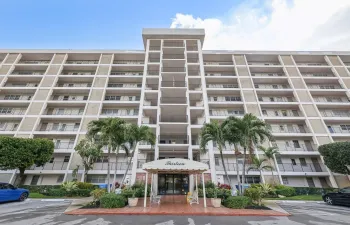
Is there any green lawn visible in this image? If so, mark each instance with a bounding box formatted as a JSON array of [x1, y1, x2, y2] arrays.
[[29, 193, 56, 198], [265, 195, 323, 201]]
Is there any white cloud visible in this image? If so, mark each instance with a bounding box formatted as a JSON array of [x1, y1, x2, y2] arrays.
[[170, 0, 350, 51]]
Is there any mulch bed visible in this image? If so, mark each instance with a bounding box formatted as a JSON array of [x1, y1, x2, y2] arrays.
[[245, 205, 271, 210]]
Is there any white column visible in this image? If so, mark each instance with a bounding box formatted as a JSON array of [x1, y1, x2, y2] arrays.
[[150, 173, 153, 203], [144, 172, 148, 208], [202, 173, 207, 208]]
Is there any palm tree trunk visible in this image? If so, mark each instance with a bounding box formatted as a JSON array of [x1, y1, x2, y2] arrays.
[[112, 146, 120, 191], [269, 160, 275, 185], [121, 146, 136, 185], [107, 141, 111, 193], [233, 144, 241, 195], [219, 145, 231, 186], [241, 147, 247, 195]]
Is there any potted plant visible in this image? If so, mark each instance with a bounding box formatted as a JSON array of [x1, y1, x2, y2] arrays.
[[210, 188, 221, 208], [127, 188, 138, 207]]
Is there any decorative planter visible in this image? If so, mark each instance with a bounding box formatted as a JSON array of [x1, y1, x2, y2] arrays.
[[128, 198, 139, 207], [211, 198, 221, 208]]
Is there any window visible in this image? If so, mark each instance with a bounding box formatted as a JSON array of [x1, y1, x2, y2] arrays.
[[272, 85, 278, 89], [213, 97, 218, 102], [83, 96, 88, 100], [282, 110, 287, 116], [63, 96, 69, 101], [57, 109, 64, 115], [291, 159, 296, 165], [275, 155, 282, 164], [254, 84, 259, 88], [274, 111, 279, 116], [262, 110, 267, 115], [258, 97, 263, 101], [57, 175, 64, 183], [214, 157, 219, 166], [30, 175, 40, 185], [299, 158, 307, 166], [282, 177, 289, 184], [0, 107, 12, 114], [269, 97, 275, 102], [285, 141, 290, 147], [49, 158, 54, 163], [4, 95, 20, 100], [52, 123, 59, 131], [87, 175, 106, 183], [340, 125, 350, 131], [279, 125, 285, 132], [63, 156, 70, 162], [55, 140, 61, 148], [96, 156, 108, 163], [293, 140, 300, 148]]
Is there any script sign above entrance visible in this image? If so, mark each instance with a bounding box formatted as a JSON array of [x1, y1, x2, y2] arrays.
[[142, 158, 208, 174]]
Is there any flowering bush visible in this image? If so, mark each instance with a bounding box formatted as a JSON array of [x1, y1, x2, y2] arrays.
[[115, 182, 120, 188], [219, 184, 231, 190]]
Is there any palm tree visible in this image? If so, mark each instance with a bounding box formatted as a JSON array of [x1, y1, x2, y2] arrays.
[[259, 145, 279, 185], [200, 120, 231, 185], [247, 156, 273, 183], [223, 114, 272, 191], [87, 118, 127, 193], [120, 124, 156, 185]]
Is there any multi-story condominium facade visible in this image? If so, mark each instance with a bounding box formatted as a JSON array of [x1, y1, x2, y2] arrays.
[[0, 28, 350, 191]]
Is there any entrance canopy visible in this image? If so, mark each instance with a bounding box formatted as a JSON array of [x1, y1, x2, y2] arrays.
[[142, 158, 209, 174]]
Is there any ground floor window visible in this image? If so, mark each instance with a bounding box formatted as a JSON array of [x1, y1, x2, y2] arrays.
[[87, 175, 106, 183], [239, 176, 260, 184], [158, 174, 189, 195]]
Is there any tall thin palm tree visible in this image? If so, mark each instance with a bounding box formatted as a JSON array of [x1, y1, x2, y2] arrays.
[[259, 145, 279, 184], [87, 118, 127, 193], [200, 120, 231, 185], [224, 114, 272, 191], [120, 124, 156, 185], [247, 156, 273, 183], [112, 128, 128, 191]]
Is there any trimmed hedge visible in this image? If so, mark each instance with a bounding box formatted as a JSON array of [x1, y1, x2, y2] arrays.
[[197, 188, 231, 199], [47, 188, 66, 197], [100, 193, 126, 208], [294, 187, 337, 195], [223, 196, 252, 209], [19, 185, 61, 193], [275, 185, 296, 197]]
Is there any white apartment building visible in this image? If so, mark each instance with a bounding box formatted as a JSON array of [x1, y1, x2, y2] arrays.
[[0, 28, 350, 193]]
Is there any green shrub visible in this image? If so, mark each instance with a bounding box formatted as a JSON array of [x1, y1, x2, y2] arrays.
[[294, 187, 337, 195], [121, 188, 134, 198], [18, 185, 61, 194], [100, 193, 126, 208], [205, 181, 216, 189], [91, 189, 106, 201], [47, 188, 66, 197], [72, 189, 91, 197], [76, 182, 95, 190], [198, 188, 203, 197], [223, 196, 252, 209], [61, 181, 78, 192], [131, 181, 145, 189], [275, 185, 296, 197], [244, 187, 261, 203]]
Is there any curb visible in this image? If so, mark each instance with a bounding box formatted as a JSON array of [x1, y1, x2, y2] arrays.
[[64, 209, 290, 217]]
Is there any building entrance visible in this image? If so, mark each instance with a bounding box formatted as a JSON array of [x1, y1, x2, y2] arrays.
[[158, 174, 189, 195]]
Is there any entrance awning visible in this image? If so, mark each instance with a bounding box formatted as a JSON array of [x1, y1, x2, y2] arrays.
[[142, 158, 209, 174]]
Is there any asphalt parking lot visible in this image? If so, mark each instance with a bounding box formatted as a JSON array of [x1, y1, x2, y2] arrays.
[[0, 199, 349, 225]]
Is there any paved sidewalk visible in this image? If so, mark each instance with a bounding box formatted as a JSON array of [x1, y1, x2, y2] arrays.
[[65, 197, 289, 216]]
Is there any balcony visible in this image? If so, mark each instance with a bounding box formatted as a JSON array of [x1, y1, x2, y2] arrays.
[[11, 71, 45, 75], [278, 163, 327, 172], [320, 110, 350, 117], [147, 70, 159, 76], [163, 41, 184, 48], [209, 109, 244, 116], [104, 96, 140, 101], [50, 95, 88, 101], [29, 161, 69, 170], [215, 163, 264, 172], [205, 73, 235, 77], [259, 97, 295, 103], [113, 60, 144, 65], [160, 115, 188, 123], [163, 54, 185, 60], [328, 126, 350, 134], [4, 82, 38, 87], [159, 135, 188, 144], [0, 122, 19, 131], [188, 70, 200, 76], [204, 62, 233, 65], [255, 84, 290, 89], [248, 62, 280, 66], [186, 46, 198, 51], [208, 96, 242, 102], [262, 110, 301, 117], [297, 63, 329, 66], [270, 125, 309, 134], [162, 67, 186, 73], [65, 60, 98, 64], [273, 143, 316, 152], [251, 73, 284, 77], [161, 81, 186, 87], [61, 71, 95, 75], [18, 60, 50, 64], [149, 46, 161, 51], [107, 83, 142, 88], [207, 84, 239, 89], [101, 108, 138, 116], [187, 58, 199, 63], [2, 95, 32, 101], [92, 162, 128, 170], [56, 83, 92, 88], [38, 124, 80, 132], [308, 84, 343, 89], [0, 107, 26, 115], [54, 141, 75, 150], [313, 97, 349, 103], [160, 97, 187, 104], [44, 108, 84, 116], [110, 72, 143, 76], [148, 58, 160, 63], [302, 73, 334, 77]]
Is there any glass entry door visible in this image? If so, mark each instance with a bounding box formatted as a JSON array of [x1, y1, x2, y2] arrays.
[[158, 174, 189, 195]]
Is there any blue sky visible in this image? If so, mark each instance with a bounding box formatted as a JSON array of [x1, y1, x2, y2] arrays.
[[0, 0, 241, 49]]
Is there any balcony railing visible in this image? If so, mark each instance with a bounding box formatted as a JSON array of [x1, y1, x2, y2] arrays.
[[163, 41, 184, 47], [278, 163, 326, 172], [11, 71, 45, 75], [3, 96, 32, 100], [29, 161, 69, 170], [251, 73, 284, 77], [147, 70, 159, 76], [302, 73, 334, 77], [39, 124, 80, 132], [160, 115, 188, 123], [188, 84, 202, 90], [273, 143, 316, 152], [188, 71, 200, 76], [271, 125, 309, 133], [149, 46, 161, 51], [204, 61, 233, 65], [0, 125, 19, 131], [314, 97, 349, 103], [187, 58, 199, 63], [113, 60, 144, 64], [158, 135, 189, 144], [215, 163, 263, 172], [186, 46, 198, 51], [162, 67, 186, 73], [65, 60, 98, 64], [248, 62, 280, 66], [209, 111, 245, 116], [296, 63, 328, 66], [50, 96, 88, 101], [205, 73, 236, 77], [308, 85, 342, 89], [101, 110, 138, 116], [54, 141, 75, 150], [56, 83, 92, 87], [207, 84, 239, 88], [263, 111, 300, 117], [255, 85, 290, 89], [259, 98, 295, 102], [320, 111, 350, 117], [0, 109, 25, 115], [163, 54, 185, 60], [110, 72, 143, 76], [19, 60, 50, 64], [328, 127, 350, 134], [161, 81, 186, 87], [160, 97, 187, 104], [61, 72, 95, 75], [45, 109, 84, 115], [149, 58, 160, 63], [92, 162, 129, 170]]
